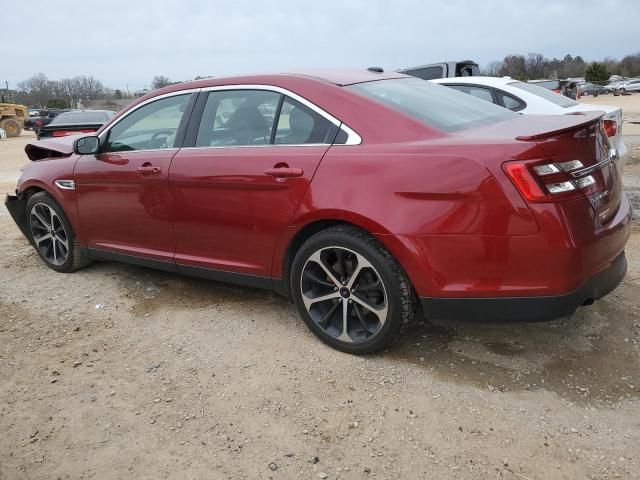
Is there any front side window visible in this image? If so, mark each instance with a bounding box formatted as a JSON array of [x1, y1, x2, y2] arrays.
[[105, 94, 191, 152], [349, 78, 516, 132]]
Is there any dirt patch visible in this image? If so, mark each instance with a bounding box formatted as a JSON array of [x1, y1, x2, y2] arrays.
[[1, 132, 640, 479]]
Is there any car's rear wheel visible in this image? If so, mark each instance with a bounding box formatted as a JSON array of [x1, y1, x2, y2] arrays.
[[291, 225, 415, 354], [26, 192, 90, 273]]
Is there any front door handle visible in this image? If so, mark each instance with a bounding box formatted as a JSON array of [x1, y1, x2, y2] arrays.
[[264, 166, 304, 178], [138, 164, 162, 175]]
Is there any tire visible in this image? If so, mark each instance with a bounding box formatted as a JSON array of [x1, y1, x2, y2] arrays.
[[620, 88, 627, 95], [291, 225, 416, 354], [0, 118, 22, 137], [25, 192, 90, 273]]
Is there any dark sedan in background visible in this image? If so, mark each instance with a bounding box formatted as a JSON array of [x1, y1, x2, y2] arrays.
[[24, 108, 69, 131], [36, 110, 116, 139]]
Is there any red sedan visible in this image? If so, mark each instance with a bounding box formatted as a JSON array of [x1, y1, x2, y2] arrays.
[[5, 70, 631, 353]]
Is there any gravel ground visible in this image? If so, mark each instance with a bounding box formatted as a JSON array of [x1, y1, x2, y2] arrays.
[[0, 131, 639, 479]]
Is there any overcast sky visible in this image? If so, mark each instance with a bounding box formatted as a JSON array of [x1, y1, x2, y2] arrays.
[[6, 0, 639, 90]]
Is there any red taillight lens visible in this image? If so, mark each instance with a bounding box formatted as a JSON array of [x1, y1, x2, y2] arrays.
[[35, 120, 43, 126], [603, 119, 617, 137], [504, 163, 546, 201], [51, 129, 96, 137], [504, 159, 590, 202]]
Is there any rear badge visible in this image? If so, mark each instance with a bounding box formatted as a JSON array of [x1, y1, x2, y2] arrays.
[[599, 208, 611, 222], [591, 190, 609, 203]]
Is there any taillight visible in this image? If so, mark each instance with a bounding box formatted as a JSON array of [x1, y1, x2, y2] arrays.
[[603, 119, 617, 137], [51, 129, 95, 137], [504, 159, 595, 202], [35, 120, 43, 126]]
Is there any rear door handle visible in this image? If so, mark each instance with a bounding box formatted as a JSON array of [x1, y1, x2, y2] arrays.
[[264, 167, 304, 178], [138, 165, 162, 175]]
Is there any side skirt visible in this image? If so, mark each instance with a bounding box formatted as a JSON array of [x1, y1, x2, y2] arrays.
[[86, 248, 276, 291]]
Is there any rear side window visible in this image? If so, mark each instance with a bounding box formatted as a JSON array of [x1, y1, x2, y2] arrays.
[[349, 78, 516, 132], [447, 85, 494, 103], [196, 90, 280, 147], [402, 66, 444, 80], [196, 90, 339, 147], [274, 98, 337, 145]]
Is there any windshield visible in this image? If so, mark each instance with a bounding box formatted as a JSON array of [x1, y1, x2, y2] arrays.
[[348, 78, 516, 132], [50, 111, 111, 125], [509, 81, 579, 108]]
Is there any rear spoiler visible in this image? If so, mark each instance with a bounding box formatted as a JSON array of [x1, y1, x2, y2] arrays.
[[515, 111, 603, 141]]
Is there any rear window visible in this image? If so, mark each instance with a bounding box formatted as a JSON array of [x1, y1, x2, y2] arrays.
[[528, 80, 561, 90], [50, 111, 111, 125], [509, 81, 579, 108], [348, 78, 516, 132]]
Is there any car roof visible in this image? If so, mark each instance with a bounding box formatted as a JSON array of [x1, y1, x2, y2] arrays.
[[432, 76, 517, 87], [153, 69, 408, 94]]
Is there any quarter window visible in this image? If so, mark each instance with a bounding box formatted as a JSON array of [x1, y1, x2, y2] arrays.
[[274, 98, 337, 145], [495, 90, 526, 112], [105, 94, 191, 152]]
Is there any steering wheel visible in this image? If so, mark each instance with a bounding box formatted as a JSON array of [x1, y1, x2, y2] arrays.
[[149, 129, 175, 149]]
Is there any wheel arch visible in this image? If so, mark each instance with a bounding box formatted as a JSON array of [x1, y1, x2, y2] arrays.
[[18, 181, 82, 242], [274, 214, 415, 300]]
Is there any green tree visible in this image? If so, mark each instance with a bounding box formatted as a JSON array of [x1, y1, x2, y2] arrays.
[[46, 98, 69, 109], [584, 62, 610, 84]]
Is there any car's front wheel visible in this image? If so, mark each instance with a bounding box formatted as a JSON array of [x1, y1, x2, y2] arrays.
[[291, 225, 415, 354], [26, 192, 90, 273]]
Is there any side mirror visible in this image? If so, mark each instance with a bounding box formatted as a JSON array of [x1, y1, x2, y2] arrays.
[[74, 135, 100, 155]]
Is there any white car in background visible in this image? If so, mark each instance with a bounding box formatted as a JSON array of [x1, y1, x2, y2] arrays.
[[432, 76, 627, 169]]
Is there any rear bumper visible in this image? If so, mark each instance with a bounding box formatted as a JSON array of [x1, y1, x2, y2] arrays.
[[4, 193, 30, 240], [420, 251, 627, 322]]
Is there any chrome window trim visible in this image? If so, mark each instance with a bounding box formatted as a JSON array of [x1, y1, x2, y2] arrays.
[[180, 144, 329, 150], [98, 84, 362, 150]]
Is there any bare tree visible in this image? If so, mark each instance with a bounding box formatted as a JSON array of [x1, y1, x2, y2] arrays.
[[17, 73, 54, 107], [525, 53, 546, 79], [482, 61, 503, 77], [499, 55, 528, 80], [152, 76, 172, 89], [74, 75, 105, 100]]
